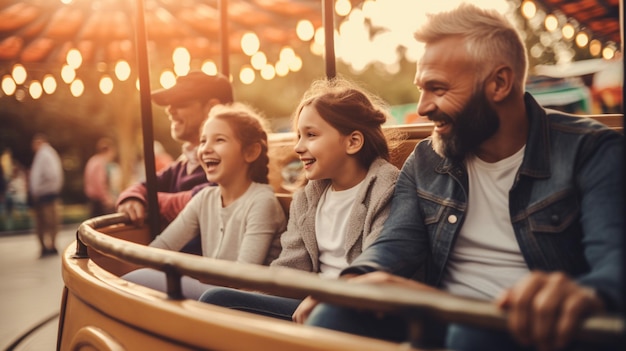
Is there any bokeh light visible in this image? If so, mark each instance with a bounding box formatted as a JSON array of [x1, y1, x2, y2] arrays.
[[296, 20, 314, 41], [99, 75, 114, 94], [42, 74, 57, 94], [241, 32, 260, 56], [2, 75, 17, 95], [29, 80, 43, 99], [114, 60, 131, 81], [70, 79, 84, 97], [239, 66, 255, 85], [66, 49, 83, 69], [159, 70, 176, 89], [12, 64, 27, 85], [61, 65, 76, 84]]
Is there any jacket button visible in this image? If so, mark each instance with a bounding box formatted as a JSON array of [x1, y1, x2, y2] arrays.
[[448, 215, 458, 224], [550, 214, 560, 225]]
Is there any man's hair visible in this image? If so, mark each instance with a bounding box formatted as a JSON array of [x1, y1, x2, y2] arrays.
[[414, 3, 528, 92]]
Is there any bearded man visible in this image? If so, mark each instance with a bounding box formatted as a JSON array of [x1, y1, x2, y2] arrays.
[[305, 4, 623, 351]]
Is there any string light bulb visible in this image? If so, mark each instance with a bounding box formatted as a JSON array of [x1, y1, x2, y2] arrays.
[[29, 80, 43, 99], [12, 64, 27, 85]]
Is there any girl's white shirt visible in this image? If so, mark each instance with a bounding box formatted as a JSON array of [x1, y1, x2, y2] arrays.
[[316, 180, 364, 278], [150, 182, 286, 265]]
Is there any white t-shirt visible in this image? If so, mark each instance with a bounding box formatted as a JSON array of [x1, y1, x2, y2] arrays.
[[150, 182, 286, 265], [315, 182, 362, 278], [441, 146, 529, 300], [29, 143, 63, 197]]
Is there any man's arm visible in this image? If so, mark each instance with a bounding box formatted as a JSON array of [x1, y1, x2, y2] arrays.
[[116, 183, 148, 226], [116, 161, 181, 225], [117, 188, 194, 226], [497, 131, 623, 351], [343, 150, 430, 278], [157, 191, 192, 223], [574, 132, 623, 309]]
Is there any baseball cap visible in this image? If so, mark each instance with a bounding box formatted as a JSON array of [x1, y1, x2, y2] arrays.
[[151, 71, 234, 106]]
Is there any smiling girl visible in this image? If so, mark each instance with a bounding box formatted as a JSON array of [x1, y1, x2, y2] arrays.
[[199, 78, 400, 323], [123, 103, 286, 299]]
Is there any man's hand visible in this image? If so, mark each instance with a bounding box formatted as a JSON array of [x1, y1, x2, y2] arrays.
[[496, 271, 604, 351], [292, 296, 319, 324], [117, 199, 147, 226]]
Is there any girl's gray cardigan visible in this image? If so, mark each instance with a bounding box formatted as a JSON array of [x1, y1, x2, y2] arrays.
[[270, 158, 399, 273]]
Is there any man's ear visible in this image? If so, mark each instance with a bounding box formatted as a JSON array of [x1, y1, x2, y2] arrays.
[[486, 65, 514, 103], [345, 131, 364, 155], [244, 142, 262, 163]]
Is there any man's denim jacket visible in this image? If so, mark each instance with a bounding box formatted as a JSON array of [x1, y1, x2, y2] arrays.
[[345, 94, 623, 310]]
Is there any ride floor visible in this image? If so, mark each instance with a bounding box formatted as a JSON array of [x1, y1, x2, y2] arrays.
[[0, 225, 76, 350]]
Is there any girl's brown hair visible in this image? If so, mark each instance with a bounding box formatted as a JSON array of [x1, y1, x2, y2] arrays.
[[207, 103, 270, 184]]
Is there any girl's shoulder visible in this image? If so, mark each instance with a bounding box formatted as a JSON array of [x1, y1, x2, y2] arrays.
[[360, 158, 399, 198], [243, 183, 286, 216], [192, 185, 222, 202], [195, 184, 220, 195], [245, 182, 279, 199], [367, 158, 400, 181], [301, 178, 331, 199]]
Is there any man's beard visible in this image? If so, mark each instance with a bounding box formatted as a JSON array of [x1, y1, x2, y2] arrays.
[[430, 89, 499, 161]]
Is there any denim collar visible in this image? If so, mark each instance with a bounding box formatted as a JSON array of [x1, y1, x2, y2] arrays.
[[517, 93, 551, 179]]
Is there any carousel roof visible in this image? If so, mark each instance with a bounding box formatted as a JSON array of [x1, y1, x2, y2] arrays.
[[534, 0, 621, 45], [0, 0, 323, 66]]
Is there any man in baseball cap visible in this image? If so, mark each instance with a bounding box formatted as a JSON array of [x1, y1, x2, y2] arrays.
[[117, 71, 233, 254], [152, 71, 233, 145]]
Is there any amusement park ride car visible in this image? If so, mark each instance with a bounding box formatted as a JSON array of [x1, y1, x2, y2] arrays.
[[59, 0, 626, 349], [58, 117, 624, 350], [1, 0, 623, 349]]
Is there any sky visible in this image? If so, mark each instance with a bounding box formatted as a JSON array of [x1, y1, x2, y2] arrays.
[[334, 0, 512, 73]]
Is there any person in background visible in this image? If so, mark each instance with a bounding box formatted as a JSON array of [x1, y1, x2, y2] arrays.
[[123, 103, 286, 299], [29, 133, 64, 258], [305, 4, 623, 351], [153, 140, 174, 173], [116, 71, 233, 254], [84, 137, 118, 217], [0, 154, 6, 221], [6, 162, 29, 221], [199, 78, 400, 323], [0, 150, 29, 230]]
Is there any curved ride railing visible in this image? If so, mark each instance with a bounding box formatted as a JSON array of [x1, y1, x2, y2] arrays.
[[73, 212, 625, 347]]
